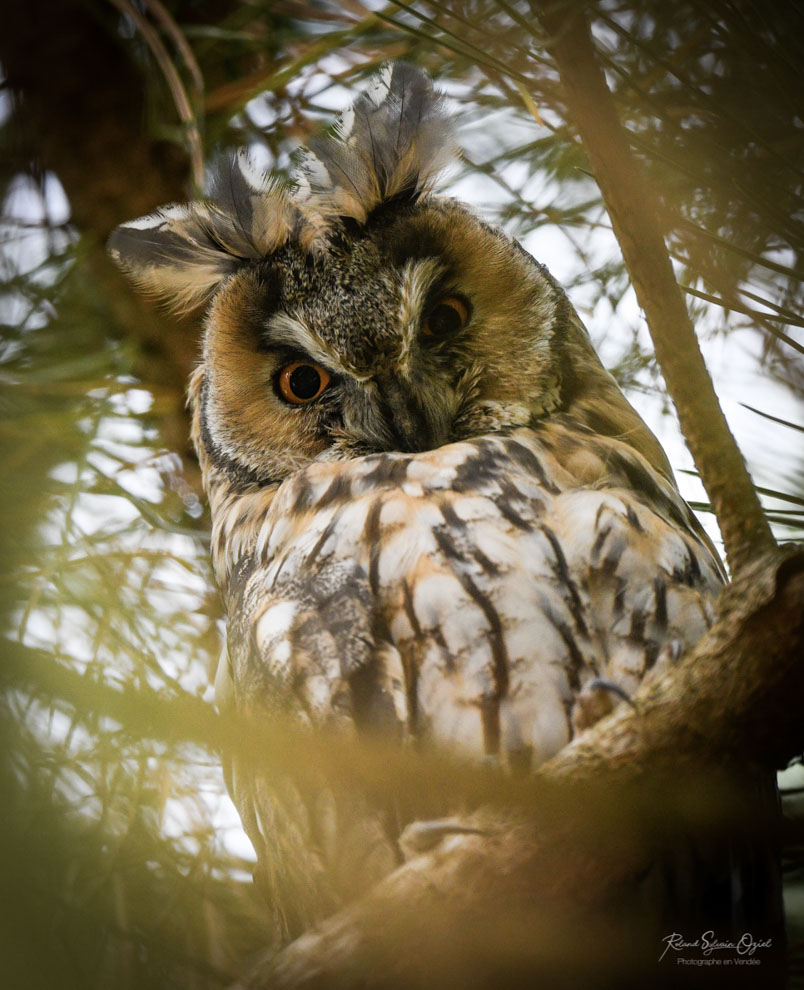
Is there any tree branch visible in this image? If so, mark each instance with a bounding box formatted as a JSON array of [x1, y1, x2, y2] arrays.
[[233, 546, 804, 988], [532, 1, 776, 575], [1, 1, 202, 486]]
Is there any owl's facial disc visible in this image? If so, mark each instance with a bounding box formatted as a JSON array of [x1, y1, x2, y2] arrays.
[[116, 62, 676, 521], [198, 199, 573, 487]]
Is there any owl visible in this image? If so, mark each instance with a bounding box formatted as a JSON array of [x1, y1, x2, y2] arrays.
[[109, 64, 775, 948]]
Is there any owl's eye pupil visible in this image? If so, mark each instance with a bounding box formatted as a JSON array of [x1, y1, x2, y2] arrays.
[[278, 361, 331, 405], [289, 365, 321, 399], [428, 305, 461, 336], [422, 296, 470, 337]]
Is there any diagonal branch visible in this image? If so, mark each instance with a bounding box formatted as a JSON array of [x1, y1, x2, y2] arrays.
[[532, 0, 776, 575], [106, 0, 205, 193]]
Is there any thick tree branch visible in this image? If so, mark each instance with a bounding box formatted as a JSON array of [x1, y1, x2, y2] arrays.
[[232, 546, 804, 988], [532, 1, 776, 575], [1, 2, 190, 238], [1, 1, 202, 483]]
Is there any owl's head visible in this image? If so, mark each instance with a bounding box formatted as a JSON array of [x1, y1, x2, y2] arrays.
[[110, 63, 670, 493]]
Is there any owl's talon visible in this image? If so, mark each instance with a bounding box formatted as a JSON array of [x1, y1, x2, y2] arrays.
[[586, 677, 636, 709], [572, 677, 636, 733], [659, 639, 685, 665], [399, 818, 488, 858]]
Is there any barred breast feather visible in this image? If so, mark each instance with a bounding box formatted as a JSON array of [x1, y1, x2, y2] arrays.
[[221, 425, 722, 769]]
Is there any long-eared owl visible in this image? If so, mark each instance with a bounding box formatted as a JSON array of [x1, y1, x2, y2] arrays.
[[109, 64, 773, 946]]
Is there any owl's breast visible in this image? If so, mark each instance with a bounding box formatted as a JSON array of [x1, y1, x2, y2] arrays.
[[225, 429, 722, 769]]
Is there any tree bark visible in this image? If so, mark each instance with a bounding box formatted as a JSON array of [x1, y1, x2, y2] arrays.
[[1, 0, 201, 470], [1, 1, 190, 237]]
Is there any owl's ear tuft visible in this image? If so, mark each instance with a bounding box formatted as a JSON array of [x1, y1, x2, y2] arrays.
[[294, 62, 457, 226], [108, 151, 295, 313]]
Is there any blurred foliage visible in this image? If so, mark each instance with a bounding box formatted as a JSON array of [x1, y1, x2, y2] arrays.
[[1, 0, 802, 987], [0, 191, 268, 987]]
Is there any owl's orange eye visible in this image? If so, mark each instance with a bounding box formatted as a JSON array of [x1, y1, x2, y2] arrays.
[[422, 296, 471, 337], [278, 361, 331, 405]]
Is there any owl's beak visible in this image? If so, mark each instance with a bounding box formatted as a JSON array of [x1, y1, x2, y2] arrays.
[[375, 375, 452, 453]]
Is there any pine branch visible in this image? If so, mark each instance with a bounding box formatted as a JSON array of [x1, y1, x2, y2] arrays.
[[532, 0, 776, 575]]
